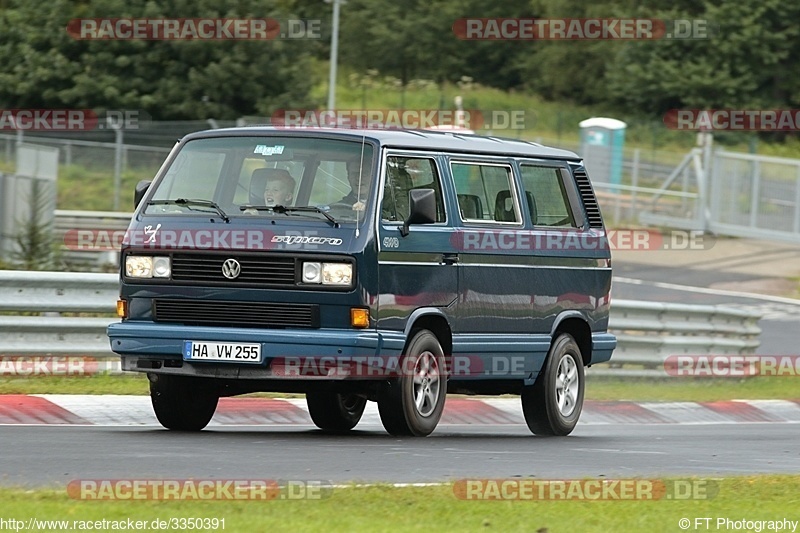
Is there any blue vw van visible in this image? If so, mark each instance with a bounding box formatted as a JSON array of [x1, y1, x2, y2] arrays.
[[108, 127, 615, 436]]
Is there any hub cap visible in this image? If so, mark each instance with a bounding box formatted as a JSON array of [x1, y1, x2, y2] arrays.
[[555, 355, 579, 417], [412, 351, 440, 417]]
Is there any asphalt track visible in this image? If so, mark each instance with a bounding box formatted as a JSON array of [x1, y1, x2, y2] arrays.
[[1, 422, 798, 487]]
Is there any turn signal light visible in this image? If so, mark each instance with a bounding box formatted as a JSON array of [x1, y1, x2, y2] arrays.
[[116, 299, 128, 319], [350, 308, 369, 328]]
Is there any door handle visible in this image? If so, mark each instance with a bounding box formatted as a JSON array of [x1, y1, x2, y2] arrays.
[[442, 253, 459, 265]]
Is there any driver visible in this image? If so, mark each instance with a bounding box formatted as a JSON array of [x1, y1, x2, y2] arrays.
[[337, 160, 370, 212]]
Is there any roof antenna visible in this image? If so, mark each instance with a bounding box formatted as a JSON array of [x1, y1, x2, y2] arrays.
[[354, 134, 366, 238]]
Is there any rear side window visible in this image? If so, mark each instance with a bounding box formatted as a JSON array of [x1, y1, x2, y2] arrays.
[[381, 157, 445, 223], [520, 165, 575, 227], [452, 162, 519, 223]]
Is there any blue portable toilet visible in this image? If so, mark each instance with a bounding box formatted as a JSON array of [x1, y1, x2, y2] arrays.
[[579, 117, 626, 187]]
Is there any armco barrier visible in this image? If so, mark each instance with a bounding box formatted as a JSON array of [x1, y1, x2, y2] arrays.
[[0, 270, 761, 377], [53, 209, 131, 267], [597, 300, 762, 377]]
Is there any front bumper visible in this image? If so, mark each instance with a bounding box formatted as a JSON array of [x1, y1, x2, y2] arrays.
[[108, 321, 406, 379]]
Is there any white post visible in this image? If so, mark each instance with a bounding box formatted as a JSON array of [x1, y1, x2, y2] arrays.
[[110, 119, 123, 211], [631, 148, 640, 219], [326, 0, 342, 112], [455, 96, 465, 128]]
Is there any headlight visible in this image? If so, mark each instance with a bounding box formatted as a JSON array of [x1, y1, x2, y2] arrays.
[[302, 262, 322, 283], [300, 261, 353, 286], [153, 256, 171, 278], [125, 256, 171, 279], [125, 256, 153, 278], [322, 263, 353, 286]]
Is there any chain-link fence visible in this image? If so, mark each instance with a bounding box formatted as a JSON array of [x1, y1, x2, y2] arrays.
[[710, 151, 800, 241], [2, 125, 800, 243]]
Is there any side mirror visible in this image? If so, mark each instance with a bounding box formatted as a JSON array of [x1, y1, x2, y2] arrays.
[[401, 188, 436, 237], [134, 180, 152, 209]]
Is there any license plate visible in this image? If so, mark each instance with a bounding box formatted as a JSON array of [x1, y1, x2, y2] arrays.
[[183, 341, 262, 363]]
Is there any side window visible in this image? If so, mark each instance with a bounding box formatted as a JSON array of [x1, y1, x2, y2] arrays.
[[520, 165, 575, 227], [382, 157, 445, 223], [452, 162, 518, 223]]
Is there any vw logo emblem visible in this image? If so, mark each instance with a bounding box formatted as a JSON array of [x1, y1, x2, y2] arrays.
[[221, 258, 241, 280]]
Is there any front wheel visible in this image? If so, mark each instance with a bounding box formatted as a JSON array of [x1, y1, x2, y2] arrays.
[[521, 333, 585, 436], [306, 392, 367, 432], [378, 329, 447, 437], [149, 374, 219, 431]]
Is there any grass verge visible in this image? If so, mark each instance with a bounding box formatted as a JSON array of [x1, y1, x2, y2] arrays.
[[0, 476, 798, 532], [0, 373, 797, 402]]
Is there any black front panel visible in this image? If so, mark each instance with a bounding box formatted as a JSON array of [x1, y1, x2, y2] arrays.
[[154, 299, 319, 328], [171, 253, 296, 287]]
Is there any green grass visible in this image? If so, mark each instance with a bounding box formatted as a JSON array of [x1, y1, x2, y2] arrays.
[[0, 476, 798, 532], [584, 376, 800, 402], [0, 373, 148, 395], [1, 373, 797, 402]]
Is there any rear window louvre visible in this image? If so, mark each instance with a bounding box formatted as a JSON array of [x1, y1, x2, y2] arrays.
[[572, 169, 604, 228]]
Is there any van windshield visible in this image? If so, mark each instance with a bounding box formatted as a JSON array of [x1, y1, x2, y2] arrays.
[[144, 136, 375, 223]]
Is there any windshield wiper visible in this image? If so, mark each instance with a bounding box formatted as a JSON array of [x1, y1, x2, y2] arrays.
[[239, 204, 339, 227], [149, 198, 230, 223]]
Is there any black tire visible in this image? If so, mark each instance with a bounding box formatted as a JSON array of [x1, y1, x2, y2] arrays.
[[149, 374, 219, 431], [306, 392, 367, 432], [521, 333, 585, 436], [378, 329, 447, 437]]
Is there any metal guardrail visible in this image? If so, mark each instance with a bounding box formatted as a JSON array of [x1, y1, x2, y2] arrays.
[[0, 271, 762, 377], [53, 210, 131, 268], [594, 300, 762, 378]]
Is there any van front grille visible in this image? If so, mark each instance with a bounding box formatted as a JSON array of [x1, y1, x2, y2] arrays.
[[154, 299, 319, 328], [171, 253, 296, 287]]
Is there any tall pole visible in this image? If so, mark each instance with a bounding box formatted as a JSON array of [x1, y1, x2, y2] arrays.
[[327, 0, 341, 111], [110, 118, 123, 211]]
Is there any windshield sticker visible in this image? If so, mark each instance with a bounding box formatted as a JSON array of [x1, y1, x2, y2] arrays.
[[254, 144, 285, 156]]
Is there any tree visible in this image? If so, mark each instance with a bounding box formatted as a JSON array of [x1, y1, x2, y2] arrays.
[[605, 0, 800, 113], [0, 0, 321, 119]]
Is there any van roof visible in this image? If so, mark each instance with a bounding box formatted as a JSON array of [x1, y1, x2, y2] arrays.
[[183, 126, 581, 161]]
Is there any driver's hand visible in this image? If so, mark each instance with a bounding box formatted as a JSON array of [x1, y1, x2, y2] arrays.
[[353, 201, 366, 212]]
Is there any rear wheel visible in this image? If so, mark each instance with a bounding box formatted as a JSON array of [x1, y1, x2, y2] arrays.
[[521, 333, 584, 436], [149, 374, 219, 431], [378, 329, 446, 437], [306, 392, 367, 432]]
